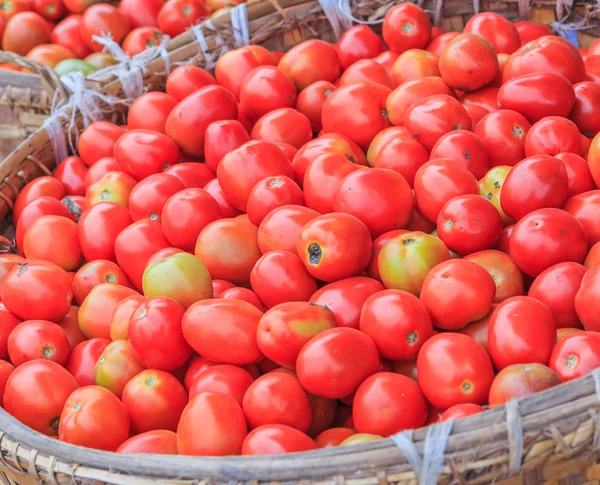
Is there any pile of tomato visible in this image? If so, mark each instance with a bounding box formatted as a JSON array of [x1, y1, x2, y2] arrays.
[[2, 2, 600, 459], [0, 0, 230, 76]]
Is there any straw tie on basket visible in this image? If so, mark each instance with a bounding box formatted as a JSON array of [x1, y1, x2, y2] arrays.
[[506, 399, 524, 474], [391, 421, 453, 483]]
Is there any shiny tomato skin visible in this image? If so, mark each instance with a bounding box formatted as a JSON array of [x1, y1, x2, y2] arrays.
[[78, 202, 132, 263], [127, 92, 177, 134], [390, 49, 440, 86], [51, 15, 91, 59], [117, 430, 178, 454], [54, 156, 87, 196], [86, 171, 137, 208], [570, 81, 600, 137], [417, 333, 494, 409], [488, 363, 562, 406], [78, 121, 126, 167], [239, 66, 297, 122], [438, 403, 483, 422], [94, 339, 144, 398], [353, 372, 427, 436], [296, 80, 336, 132], [296, 327, 380, 399], [500, 155, 569, 221], [4, 360, 79, 436], [478, 166, 515, 226], [337, 25, 385, 70], [278, 39, 340, 90], [382, 3, 431, 54], [340, 59, 393, 89], [13, 176, 65, 224], [373, 138, 429, 188], [128, 173, 185, 222], [404, 95, 471, 151], [585, 242, 600, 269], [182, 299, 263, 365], [509, 208, 588, 277], [59, 385, 130, 451], [83, 157, 121, 189], [250, 251, 317, 310], [188, 364, 254, 404], [118, 0, 162, 28], [204, 120, 249, 173], [461, 86, 500, 113], [420, 259, 496, 330], [464, 104, 489, 128], [177, 392, 248, 456], [1, 261, 73, 323], [242, 424, 316, 455], [108, 295, 144, 341], [247, 176, 304, 227], [514, 20, 552, 45], [296, 213, 372, 283], [414, 158, 479, 222], [156, 0, 209, 37], [166, 65, 216, 102], [367, 230, 408, 281], [322, 81, 391, 150], [122, 369, 188, 433], [23, 215, 82, 271], [217, 287, 264, 311], [0, 360, 14, 407], [549, 333, 600, 381], [115, 219, 170, 290], [15, 196, 72, 253], [564, 191, 600, 248], [436, 194, 502, 255], [65, 338, 110, 387], [503, 36, 585, 84], [529, 262, 586, 329], [72, 260, 130, 305], [2, 11, 51, 56], [488, 296, 556, 369], [556, 153, 595, 198], [430, 130, 490, 179], [309, 277, 384, 329], [360, 289, 432, 360], [439, 34, 499, 92], [0, 303, 20, 360], [251, 108, 312, 149], [524, 116, 581, 157], [575, 264, 600, 331], [463, 250, 524, 303], [258, 205, 320, 255], [426, 31, 460, 57], [164, 162, 215, 188], [463, 12, 520, 54], [8, 320, 70, 367], [81, 3, 131, 52], [315, 428, 356, 448]]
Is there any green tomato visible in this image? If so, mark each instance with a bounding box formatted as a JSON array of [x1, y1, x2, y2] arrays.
[[55, 59, 99, 77]]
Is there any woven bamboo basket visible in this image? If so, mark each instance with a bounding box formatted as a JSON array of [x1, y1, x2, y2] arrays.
[[1, 0, 600, 484]]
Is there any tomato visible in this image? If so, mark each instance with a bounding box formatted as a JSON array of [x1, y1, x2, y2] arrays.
[[203, 120, 249, 173], [81, 3, 131, 52], [503, 36, 585, 84], [2, 261, 72, 322], [195, 217, 261, 285], [367, 230, 407, 281], [497, 223, 515, 255], [575, 264, 600, 331], [489, 363, 561, 406], [53, 156, 87, 197], [128, 174, 184, 223], [125, 92, 177, 135], [477, 166, 515, 226], [315, 428, 356, 448], [500, 155, 569, 221], [439, 34, 499, 92], [438, 403, 483, 422], [83, 52, 116, 69], [296, 213, 372, 283], [79, 283, 138, 339], [252, 110, 311, 152], [117, 430, 178, 454], [242, 424, 316, 455], [258, 205, 320, 255], [514, 20, 552, 45], [0, 0, 32, 18], [60, 385, 130, 451], [524, 116, 581, 158], [109, 295, 145, 340], [65, 338, 110, 387], [78, 122, 125, 168], [426, 31, 459, 57], [188, 364, 253, 404], [78, 202, 132, 263], [2, 11, 51, 56], [367, 126, 411, 165], [461, 86, 499, 113], [386, 76, 453, 127], [177, 392, 248, 456], [166, 65, 215, 102], [382, 3, 431, 54], [340, 433, 382, 445], [121, 26, 161, 56], [182, 299, 263, 365], [0, 360, 13, 407], [122, 369, 187, 433], [72, 260, 130, 306], [184, 356, 218, 391], [340, 59, 393, 89], [86, 171, 137, 210], [564, 191, 600, 248], [390, 50, 439, 86], [463, 12, 520, 54], [0, 303, 19, 361], [431, 131, 490, 180], [119, 0, 163, 28], [13, 176, 65, 223], [569, 82, 600, 137], [83, 157, 120, 189], [585, 242, 600, 269], [26, 44, 75, 68], [94, 339, 144, 398], [114, 131, 179, 182], [4, 360, 78, 436], [215, 45, 277, 99], [549, 333, 600, 381], [239, 66, 297, 123], [278, 39, 340, 90], [7, 320, 70, 367], [417, 333, 494, 408], [337, 25, 385, 70], [246, 176, 303, 227], [166, 163, 214, 189], [464, 104, 489, 128], [510, 208, 587, 277], [15, 196, 71, 253], [296, 81, 336, 132], [463, 250, 524, 303], [353, 372, 426, 436]]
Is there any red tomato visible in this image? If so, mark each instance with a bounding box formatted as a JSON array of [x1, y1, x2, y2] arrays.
[[118, 0, 163, 28], [166, 65, 216, 101], [373, 138, 429, 188], [585, 242, 600, 269], [239, 66, 297, 122], [78, 121, 126, 167], [417, 333, 494, 408], [353, 372, 427, 436], [258, 205, 320, 255], [184, 356, 218, 391], [72, 260, 129, 306], [128, 173, 185, 222], [340, 59, 394, 89], [529, 262, 586, 329], [497, 223, 515, 255], [15, 196, 71, 253], [127, 92, 177, 134], [8, 320, 70, 367], [488, 296, 556, 369], [0, 360, 14, 407], [473, 110, 531, 167], [549, 333, 600, 381], [500, 155, 569, 221], [4, 360, 78, 435], [278, 39, 340, 90], [322, 81, 391, 150], [65, 338, 110, 387], [13, 176, 65, 223], [367, 126, 411, 164], [189, 364, 253, 404], [439, 34, 499, 92], [332, 168, 413, 237], [414, 158, 479, 222], [22, 215, 81, 270], [360, 289, 432, 360], [509, 208, 587, 277], [122, 26, 162, 56], [0, 303, 19, 360], [109, 294, 146, 340], [337, 25, 385, 70], [426, 31, 460, 57], [195, 217, 261, 285], [83, 156, 121, 189], [430, 130, 490, 179], [78, 202, 132, 263], [382, 3, 431, 54], [587, 132, 600, 186], [81, 3, 131, 52], [156, 0, 209, 37], [164, 162, 215, 188], [54, 156, 87, 196], [79, 283, 138, 339], [524, 116, 581, 157], [2, 11, 51, 56], [514, 20, 552, 45], [367, 230, 408, 281], [204, 120, 249, 172], [296, 213, 372, 283], [461, 86, 500, 112], [242, 424, 316, 455], [55, 306, 85, 352], [503, 36, 585, 84], [488, 363, 561, 406], [250, 251, 317, 310], [570, 81, 600, 137], [251, 108, 312, 149], [60, 385, 130, 451], [177, 392, 248, 456], [390, 49, 440, 86], [463, 250, 524, 303], [94, 339, 144, 398], [564, 191, 600, 248], [51, 15, 92, 59], [464, 104, 490, 128], [86, 171, 137, 208], [247, 176, 304, 227], [436, 194, 502, 255], [182, 299, 263, 365], [217, 287, 264, 311], [296, 328, 379, 399], [117, 430, 178, 454], [296, 80, 336, 132], [315, 428, 356, 448], [2, 261, 72, 322], [420, 259, 495, 330], [463, 12, 520, 54], [438, 403, 483, 422], [575, 264, 600, 331]]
